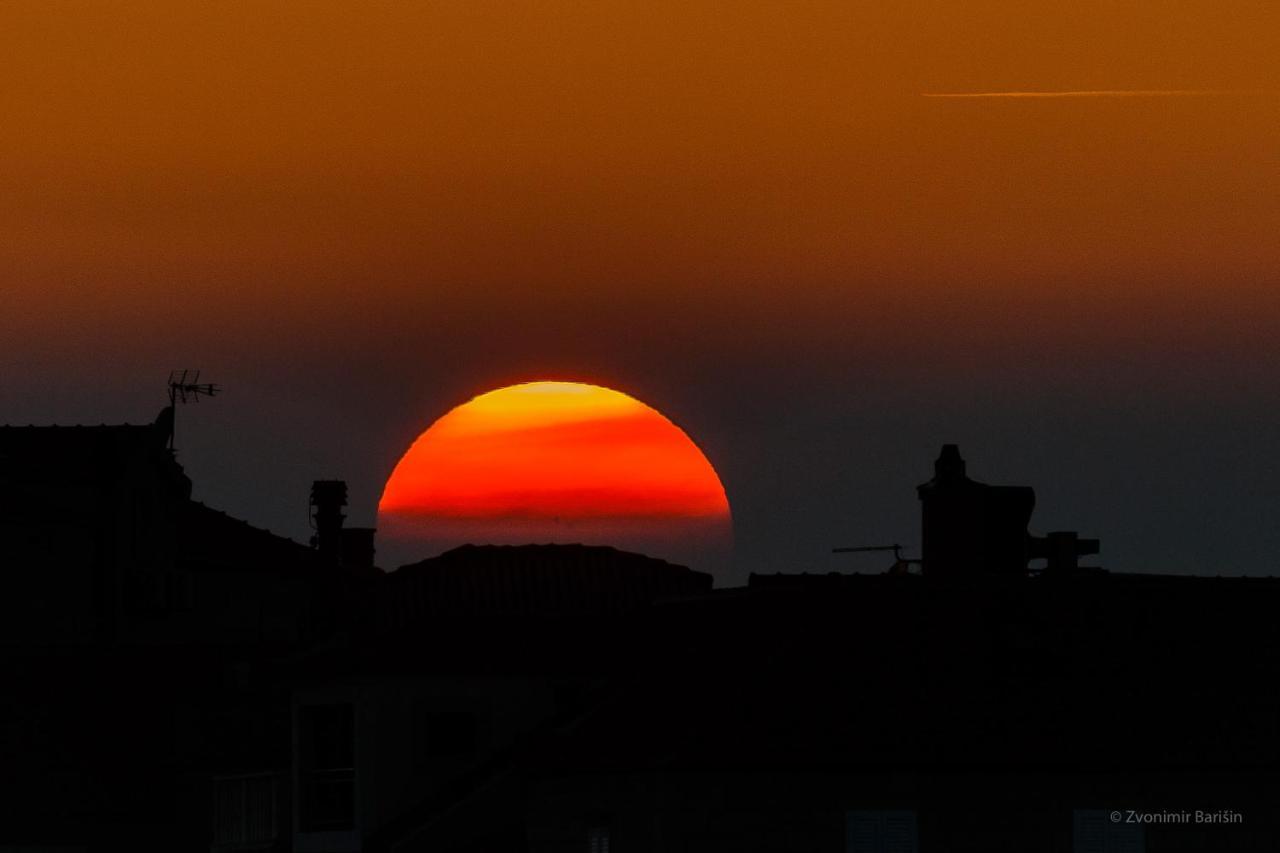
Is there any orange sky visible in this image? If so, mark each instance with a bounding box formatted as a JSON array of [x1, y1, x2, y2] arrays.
[[3, 2, 1279, 581], [3, 1, 1278, 366]]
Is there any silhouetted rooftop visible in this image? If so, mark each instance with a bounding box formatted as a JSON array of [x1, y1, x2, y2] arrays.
[[179, 500, 324, 576], [0, 421, 176, 486], [377, 543, 712, 620]]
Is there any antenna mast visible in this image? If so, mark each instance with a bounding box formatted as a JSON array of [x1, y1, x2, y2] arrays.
[[832, 543, 921, 574], [166, 369, 221, 450]]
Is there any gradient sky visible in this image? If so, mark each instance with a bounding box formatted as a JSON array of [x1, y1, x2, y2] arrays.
[[2, 1, 1279, 583]]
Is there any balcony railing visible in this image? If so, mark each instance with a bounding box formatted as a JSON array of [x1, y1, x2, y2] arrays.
[[212, 771, 279, 850]]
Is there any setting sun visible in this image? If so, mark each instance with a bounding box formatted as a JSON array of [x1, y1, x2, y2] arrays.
[[377, 381, 731, 569]]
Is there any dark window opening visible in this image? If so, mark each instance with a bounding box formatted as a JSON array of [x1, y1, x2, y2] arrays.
[[587, 824, 610, 853], [846, 810, 918, 853], [298, 703, 355, 832], [1074, 810, 1145, 853]]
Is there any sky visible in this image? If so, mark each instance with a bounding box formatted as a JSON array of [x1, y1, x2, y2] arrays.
[[2, 1, 1279, 584]]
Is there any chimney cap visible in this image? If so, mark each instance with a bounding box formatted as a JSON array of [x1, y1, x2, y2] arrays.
[[310, 480, 348, 507], [935, 444, 966, 480]]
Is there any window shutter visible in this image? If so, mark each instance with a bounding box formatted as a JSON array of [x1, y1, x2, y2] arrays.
[[846, 810, 918, 853], [1073, 810, 1145, 853]]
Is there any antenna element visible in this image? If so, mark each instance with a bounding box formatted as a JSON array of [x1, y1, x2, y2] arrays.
[[166, 370, 221, 450]]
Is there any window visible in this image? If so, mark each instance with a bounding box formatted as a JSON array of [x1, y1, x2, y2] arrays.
[[212, 772, 278, 847], [297, 704, 355, 832], [587, 824, 610, 853], [846, 810, 918, 853], [1073, 810, 1144, 853]]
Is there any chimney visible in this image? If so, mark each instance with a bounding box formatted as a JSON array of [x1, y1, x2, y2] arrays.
[[917, 445, 1035, 577], [340, 527, 377, 570], [934, 443, 967, 483], [310, 480, 348, 560]]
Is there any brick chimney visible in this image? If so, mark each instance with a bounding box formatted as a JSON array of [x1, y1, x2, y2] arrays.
[[310, 480, 348, 561]]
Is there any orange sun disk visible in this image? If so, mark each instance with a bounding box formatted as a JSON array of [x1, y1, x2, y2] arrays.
[[377, 382, 732, 570]]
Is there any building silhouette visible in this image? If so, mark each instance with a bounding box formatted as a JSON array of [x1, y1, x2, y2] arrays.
[[918, 444, 1100, 577], [1, 408, 1277, 852]]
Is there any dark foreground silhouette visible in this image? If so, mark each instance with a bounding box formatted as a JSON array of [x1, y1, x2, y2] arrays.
[[1, 410, 1277, 852]]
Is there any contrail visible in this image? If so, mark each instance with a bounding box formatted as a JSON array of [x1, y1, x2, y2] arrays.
[[922, 89, 1253, 99]]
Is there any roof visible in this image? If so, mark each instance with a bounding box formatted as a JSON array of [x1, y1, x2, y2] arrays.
[[377, 543, 713, 622], [177, 500, 325, 576], [0, 420, 179, 487]]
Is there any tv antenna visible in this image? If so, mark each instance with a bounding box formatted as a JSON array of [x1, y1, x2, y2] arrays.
[[166, 369, 220, 450], [832, 543, 921, 575]]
